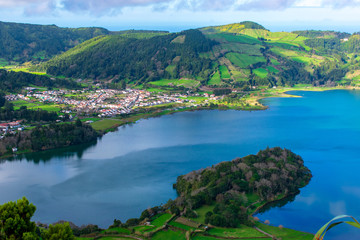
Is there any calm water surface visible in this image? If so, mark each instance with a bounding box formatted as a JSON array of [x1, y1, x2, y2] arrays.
[[1, 90, 360, 239]]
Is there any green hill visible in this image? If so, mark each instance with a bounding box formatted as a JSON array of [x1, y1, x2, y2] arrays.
[[0, 21, 112, 62], [33, 21, 360, 89], [174, 147, 312, 227], [0, 21, 169, 63], [201, 21, 267, 34], [42, 29, 216, 83]]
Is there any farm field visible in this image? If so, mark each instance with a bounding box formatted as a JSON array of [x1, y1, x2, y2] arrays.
[[151, 230, 186, 240], [90, 119, 124, 131], [226, 52, 266, 68], [206, 226, 266, 238], [219, 43, 263, 56], [253, 68, 268, 78], [255, 223, 314, 240], [206, 32, 262, 45], [270, 47, 324, 65], [219, 65, 231, 79], [168, 221, 194, 231], [149, 79, 200, 88], [208, 71, 221, 85], [101, 227, 131, 235], [267, 66, 279, 73], [28, 104, 63, 112], [151, 213, 173, 227]]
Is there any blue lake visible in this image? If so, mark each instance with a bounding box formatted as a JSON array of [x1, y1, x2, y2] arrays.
[[1, 90, 360, 239]]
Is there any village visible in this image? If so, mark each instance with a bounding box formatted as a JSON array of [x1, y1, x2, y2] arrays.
[[0, 86, 226, 154], [5, 88, 223, 117]]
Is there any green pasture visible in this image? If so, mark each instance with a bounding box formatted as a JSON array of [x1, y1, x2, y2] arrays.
[[267, 66, 279, 73], [219, 65, 231, 79], [207, 33, 261, 45], [220, 43, 263, 56], [90, 119, 123, 131], [151, 213, 173, 227], [101, 227, 131, 235], [270, 58, 280, 65], [28, 104, 62, 112], [190, 205, 215, 224], [151, 230, 186, 240], [207, 226, 266, 238], [253, 68, 268, 78], [226, 53, 266, 68], [149, 79, 200, 88], [168, 221, 195, 231], [208, 71, 221, 85], [255, 223, 313, 240]]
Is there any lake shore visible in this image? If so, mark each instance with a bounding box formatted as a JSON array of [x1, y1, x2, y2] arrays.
[[2, 85, 357, 160]]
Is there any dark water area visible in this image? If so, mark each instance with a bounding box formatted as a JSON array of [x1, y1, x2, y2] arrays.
[[1, 90, 360, 239]]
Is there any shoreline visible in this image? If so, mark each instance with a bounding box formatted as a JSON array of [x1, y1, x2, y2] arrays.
[[248, 85, 360, 106], [2, 85, 357, 160]]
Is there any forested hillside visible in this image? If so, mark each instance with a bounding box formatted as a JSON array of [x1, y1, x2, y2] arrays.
[[173, 147, 312, 227], [0, 21, 113, 62], [3, 21, 360, 90], [198, 22, 360, 88], [42, 29, 217, 83], [37, 21, 360, 89], [0, 120, 99, 155], [0, 69, 80, 92]]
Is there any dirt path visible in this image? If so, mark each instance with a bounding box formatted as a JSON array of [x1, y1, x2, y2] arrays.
[[254, 226, 278, 240]]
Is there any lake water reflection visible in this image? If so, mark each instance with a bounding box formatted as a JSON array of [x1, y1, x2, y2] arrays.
[[1, 90, 360, 239]]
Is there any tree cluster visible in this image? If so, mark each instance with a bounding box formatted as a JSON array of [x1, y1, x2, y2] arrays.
[[0, 21, 109, 62], [0, 197, 75, 240], [44, 30, 217, 83], [0, 120, 98, 155], [0, 69, 80, 93], [0, 104, 58, 122], [173, 147, 312, 227]]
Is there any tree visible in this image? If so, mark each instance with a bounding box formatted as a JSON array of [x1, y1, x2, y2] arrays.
[[140, 209, 150, 220], [0, 197, 37, 239], [0, 92, 5, 108], [42, 222, 75, 240], [75, 118, 82, 127], [121, 80, 126, 90]]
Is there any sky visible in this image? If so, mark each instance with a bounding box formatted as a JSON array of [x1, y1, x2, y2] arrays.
[[1, 0, 360, 33]]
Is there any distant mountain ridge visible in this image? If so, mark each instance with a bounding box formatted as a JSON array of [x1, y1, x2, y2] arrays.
[[0, 21, 110, 62], [200, 21, 267, 34], [3, 20, 360, 89], [0, 21, 169, 63]]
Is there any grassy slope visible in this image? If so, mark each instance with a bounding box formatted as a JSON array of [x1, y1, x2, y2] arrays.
[[149, 79, 200, 88], [208, 71, 221, 85], [219, 65, 231, 79], [226, 52, 266, 68], [198, 23, 342, 86], [43, 36, 110, 68], [152, 230, 186, 240]]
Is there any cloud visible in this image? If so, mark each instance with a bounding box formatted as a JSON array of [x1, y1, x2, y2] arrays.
[[60, 0, 170, 15], [173, 0, 236, 11], [0, 0, 57, 15], [235, 0, 297, 11], [2, 0, 360, 16], [0, 0, 43, 7], [342, 186, 360, 199], [24, 1, 57, 16], [329, 201, 347, 216], [295, 194, 317, 206], [322, 0, 360, 8]]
